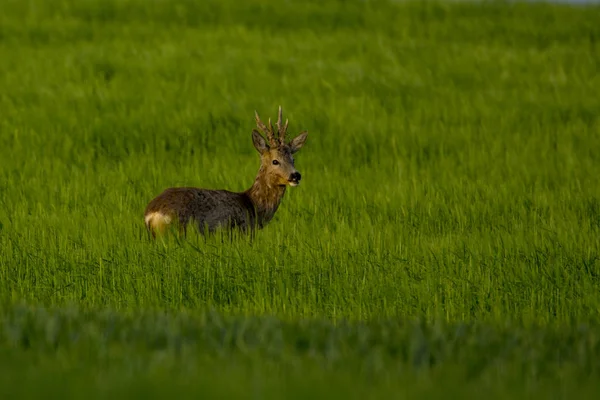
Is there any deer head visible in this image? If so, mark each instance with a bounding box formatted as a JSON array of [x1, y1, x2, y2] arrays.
[[252, 106, 308, 187]]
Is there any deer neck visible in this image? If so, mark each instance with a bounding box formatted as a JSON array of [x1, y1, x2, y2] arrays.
[[245, 168, 287, 226]]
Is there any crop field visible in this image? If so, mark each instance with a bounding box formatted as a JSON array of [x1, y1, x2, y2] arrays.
[[0, 0, 599, 397]]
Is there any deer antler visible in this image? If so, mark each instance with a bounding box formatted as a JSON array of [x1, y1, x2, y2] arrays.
[[276, 105, 289, 145], [255, 110, 277, 147]]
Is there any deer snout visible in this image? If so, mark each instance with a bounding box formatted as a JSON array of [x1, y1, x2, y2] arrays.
[[289, 172, 302, 186]]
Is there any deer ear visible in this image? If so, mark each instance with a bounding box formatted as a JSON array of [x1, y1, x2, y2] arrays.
[[288, 131, 308, 154], [252, 129, 269, 154]]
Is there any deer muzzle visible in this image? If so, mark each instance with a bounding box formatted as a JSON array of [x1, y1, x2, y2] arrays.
[[288, 171, 302, 186]]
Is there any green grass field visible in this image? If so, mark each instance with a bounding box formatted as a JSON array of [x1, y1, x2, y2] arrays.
[[1, 0, 599, 397]]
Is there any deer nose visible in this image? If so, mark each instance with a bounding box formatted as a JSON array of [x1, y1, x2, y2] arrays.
[[290, 172, 302, 182]]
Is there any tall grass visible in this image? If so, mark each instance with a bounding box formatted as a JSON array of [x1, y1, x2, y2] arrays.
[[0, 0, 599, 396], [2, 304, 600, 398]]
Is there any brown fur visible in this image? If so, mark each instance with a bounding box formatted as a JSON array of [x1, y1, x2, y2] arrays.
[[144, 106, 308, 238]]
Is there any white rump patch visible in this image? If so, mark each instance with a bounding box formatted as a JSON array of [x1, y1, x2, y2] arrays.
[[145, 212, 172, 227]]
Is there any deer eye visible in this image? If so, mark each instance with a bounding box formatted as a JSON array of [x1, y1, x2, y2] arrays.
[[272, 160, 280, 165]]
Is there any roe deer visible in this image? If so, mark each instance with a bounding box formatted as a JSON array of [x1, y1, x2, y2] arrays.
[[144, 106, 308, 238]]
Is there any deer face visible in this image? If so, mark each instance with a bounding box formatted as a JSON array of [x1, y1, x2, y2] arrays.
[[252, 131, 307, 187], [251, 107, 308, 187]]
